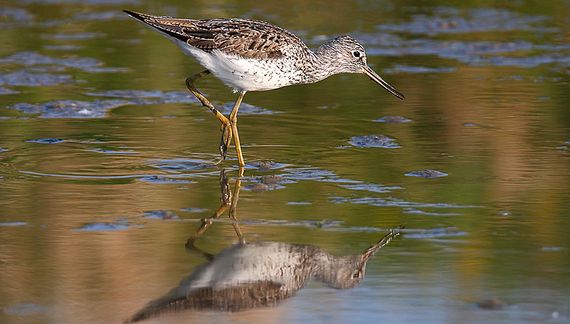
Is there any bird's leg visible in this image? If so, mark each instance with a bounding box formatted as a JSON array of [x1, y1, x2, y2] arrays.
[[185, 70, 232, 163], [218, 122, 233, 164], [229, 91, 247, 168]]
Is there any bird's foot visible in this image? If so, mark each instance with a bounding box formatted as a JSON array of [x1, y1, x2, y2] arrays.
[[216, 122, 233, 164]]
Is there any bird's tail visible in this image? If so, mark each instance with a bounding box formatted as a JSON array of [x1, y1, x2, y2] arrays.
[[123, 10, 194, 43]]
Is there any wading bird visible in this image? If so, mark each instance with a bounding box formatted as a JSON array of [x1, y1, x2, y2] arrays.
[[124, 10, 404, 167]]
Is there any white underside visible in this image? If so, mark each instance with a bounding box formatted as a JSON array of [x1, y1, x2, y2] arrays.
[[175, 40, 295, 92]]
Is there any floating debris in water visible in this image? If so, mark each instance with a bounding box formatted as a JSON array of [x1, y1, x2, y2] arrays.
[[0, 86, 19, 94], [26, 138, 65, 144], [143, 210, 179, 220], [149, 158, 212, 172], [0, 221, 27, 227], [9, 99, 132, 118], [0, 71, 73, 87], [340, 183, 403, 194], [248, 160, 288, 170], [405, 169, 448, 178], [374, 116, 412, 123], [349, 135, 400, 148], [244, 174, 288, 192], [75, 221, 131, 232], [475, 298, 507, 311], [0, 147, 8, 153]]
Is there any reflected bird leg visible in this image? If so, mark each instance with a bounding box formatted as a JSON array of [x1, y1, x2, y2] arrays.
[[185, 70, 232, 163], [185, 219, 215, 261], [185, 216, 216, 261], [185, 169, 247, 252], [229, 91, 247, 168], [185, 170, 231, 252], [229, 175, 245, 244]]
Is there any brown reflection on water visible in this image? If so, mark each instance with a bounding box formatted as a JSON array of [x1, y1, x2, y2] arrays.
[[127, 170, 401, 322]]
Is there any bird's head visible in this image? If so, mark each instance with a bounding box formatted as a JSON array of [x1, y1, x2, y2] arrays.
[[322, 35, 404, 100]]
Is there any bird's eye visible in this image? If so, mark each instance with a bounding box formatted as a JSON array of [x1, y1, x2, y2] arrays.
[[352, 51, 361, 58]]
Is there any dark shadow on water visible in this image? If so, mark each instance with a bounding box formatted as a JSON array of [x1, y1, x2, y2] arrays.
[[126, 169, 402, 323]]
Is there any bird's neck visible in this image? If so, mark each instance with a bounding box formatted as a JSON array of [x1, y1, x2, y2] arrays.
[[311, 253, 360, 288], [302, 44, 344, 83]]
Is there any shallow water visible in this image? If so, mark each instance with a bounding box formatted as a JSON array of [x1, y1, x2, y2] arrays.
[[1, 1, 569, 323]]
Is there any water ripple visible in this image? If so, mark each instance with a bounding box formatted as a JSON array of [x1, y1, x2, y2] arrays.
[[0, 51, 126, 73], [377, 8, 555, 35], [349, 135, 401, 148]]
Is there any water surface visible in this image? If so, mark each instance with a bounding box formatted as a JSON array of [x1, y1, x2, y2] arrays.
[[1, 1, 569, 323]]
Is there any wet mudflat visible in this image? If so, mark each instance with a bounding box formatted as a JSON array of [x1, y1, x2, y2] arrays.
[[1, 1, 569, 323]]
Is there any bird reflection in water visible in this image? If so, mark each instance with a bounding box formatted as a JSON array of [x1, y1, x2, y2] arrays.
[[127, 169, 402, 323]]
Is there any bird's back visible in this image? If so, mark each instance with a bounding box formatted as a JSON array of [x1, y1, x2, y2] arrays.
[[125, 10, 317, 91], [124, 11, 308, 60]]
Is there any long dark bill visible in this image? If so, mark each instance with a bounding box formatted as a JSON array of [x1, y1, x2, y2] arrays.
[[363, 65, 405, 100]]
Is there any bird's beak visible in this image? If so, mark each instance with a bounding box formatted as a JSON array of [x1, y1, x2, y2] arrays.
[[362, 65, 405, 100]]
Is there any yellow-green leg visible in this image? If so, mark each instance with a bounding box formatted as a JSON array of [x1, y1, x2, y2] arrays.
[[185, 71, 247, 168], [229, 91, 247, 168], [185, 70, 232, 164]]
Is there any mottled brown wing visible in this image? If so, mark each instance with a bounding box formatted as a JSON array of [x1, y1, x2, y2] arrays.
[[124, 11, 300, 60], [191, 18, 296, 59]]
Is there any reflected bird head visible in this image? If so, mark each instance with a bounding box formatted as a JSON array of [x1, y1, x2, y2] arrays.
[[319, 227, 402, 289]]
